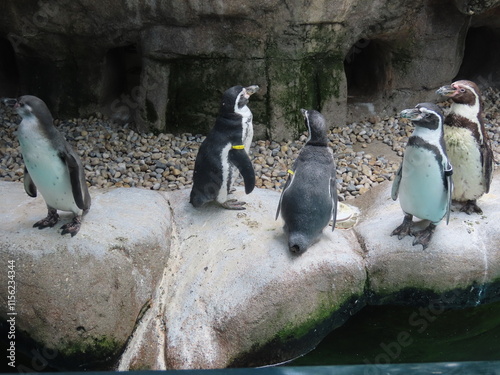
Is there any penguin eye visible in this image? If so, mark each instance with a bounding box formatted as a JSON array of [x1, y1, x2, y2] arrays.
[[459, 88, 466, 93]]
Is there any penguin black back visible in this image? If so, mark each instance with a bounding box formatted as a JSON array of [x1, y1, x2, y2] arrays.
[[276, 109, 337, 254]]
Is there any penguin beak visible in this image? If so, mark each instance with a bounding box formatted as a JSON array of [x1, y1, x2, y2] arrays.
[[400, 108, 423, 121], [244, 85, 259, 97], [436, 85, 457, 97], [1, 98, 17, 108]]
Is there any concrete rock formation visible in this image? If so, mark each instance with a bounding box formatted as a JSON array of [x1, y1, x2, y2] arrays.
[[0, 1, 500, 139], [0, 169, 499, 370]]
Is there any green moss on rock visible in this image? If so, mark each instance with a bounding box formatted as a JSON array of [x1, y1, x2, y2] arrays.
[[58, 335, 122, 365], [229, 294, 363, 368]]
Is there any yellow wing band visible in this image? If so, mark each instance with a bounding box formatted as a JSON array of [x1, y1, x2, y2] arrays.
[[232, 145, 245, 150], [287, 169, 295, 175]]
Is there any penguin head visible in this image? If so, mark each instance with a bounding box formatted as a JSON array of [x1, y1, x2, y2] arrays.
[[301, 108, 328, 145], [436, 80, 480, 106], [220, 85, 259, 116], [400, 103, 443, 131], [12, 95, 53, 125]]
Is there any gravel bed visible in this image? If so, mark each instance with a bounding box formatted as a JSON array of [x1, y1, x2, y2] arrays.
[[1, 90, 499, 201]]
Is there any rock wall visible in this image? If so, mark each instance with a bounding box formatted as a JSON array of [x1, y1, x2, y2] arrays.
[[0, 0, 500, 139]]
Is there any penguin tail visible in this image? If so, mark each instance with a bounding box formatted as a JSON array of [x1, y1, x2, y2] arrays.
[[189, 189, 205, 208], [288, 234, 309, 255]]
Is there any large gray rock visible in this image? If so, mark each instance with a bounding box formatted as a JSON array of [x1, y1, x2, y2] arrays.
[[0, 182, 171, 369], [1, 0, 499, 138], [163, 189, 365, 369], [118, 188, 366, 370], [355, 169, 500, 306]]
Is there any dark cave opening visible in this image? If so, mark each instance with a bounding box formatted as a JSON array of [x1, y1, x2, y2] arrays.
[[102, 44, 142, 99], [102, 44, 142, 122], [455, 26, 500, 88], [344, 39, 391, 103], [0, 38, 20, 97]]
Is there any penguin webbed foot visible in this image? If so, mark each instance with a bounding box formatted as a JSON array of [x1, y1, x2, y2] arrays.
[[33, 208, 59, 229], [411, 223, 436, 250], [220, 199, 247, 210], [460, 200, 483, 215], [60, 216, 82, 237], [391, 214, 413, 240]]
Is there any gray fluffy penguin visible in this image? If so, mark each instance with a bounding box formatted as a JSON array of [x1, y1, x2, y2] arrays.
[[276, 109, 338, 254]]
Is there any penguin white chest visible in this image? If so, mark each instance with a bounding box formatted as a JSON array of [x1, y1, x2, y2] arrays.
[[237, 105, 253, 149], [444, 125, 484, 201], [18, 119, 80, 214], [399, 146, 448, 223]]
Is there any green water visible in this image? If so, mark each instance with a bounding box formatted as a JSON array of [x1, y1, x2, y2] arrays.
[[291, 301, 500, 366]]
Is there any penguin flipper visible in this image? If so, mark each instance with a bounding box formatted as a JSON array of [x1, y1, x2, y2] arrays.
[[481, 142, 494, 194], [445, 162, 453, 225], [330, 176, 338, 232], [23, 166, 37, 198], [59, 150, 91, 211], [228, 148, 255, 194], [391, 163, 403, 201], [276, 170, 294, 220]]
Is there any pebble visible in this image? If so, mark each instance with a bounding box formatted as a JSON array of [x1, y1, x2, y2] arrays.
[[1, 89, 499, 201]]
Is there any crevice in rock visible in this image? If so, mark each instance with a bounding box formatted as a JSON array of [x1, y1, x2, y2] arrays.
[[352, 228, 368, 255]]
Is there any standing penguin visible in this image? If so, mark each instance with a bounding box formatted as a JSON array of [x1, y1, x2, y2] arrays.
[[276, 109, 337, 254], [436, 80, 494, 214], [190, 85, 259, 210], [392, 103, 453, 250], [3, 95, 91, 236]]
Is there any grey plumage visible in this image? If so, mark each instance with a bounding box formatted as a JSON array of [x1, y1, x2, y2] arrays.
[[276, 109, 337, 254]]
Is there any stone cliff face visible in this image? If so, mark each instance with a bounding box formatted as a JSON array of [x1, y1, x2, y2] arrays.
[[0, 0, 499, 138]]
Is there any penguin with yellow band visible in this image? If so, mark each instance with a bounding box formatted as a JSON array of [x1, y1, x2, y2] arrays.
[[276, 109, 338, 254], [190, 85, 259, 210]]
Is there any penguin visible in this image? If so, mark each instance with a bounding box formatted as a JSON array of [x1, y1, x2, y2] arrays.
[[3, 95, 91, 236], [391, 103, 453, 250], [275, 109, 337, 255], [190, 85, 259, 210], [436, 80, 494, 214]]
